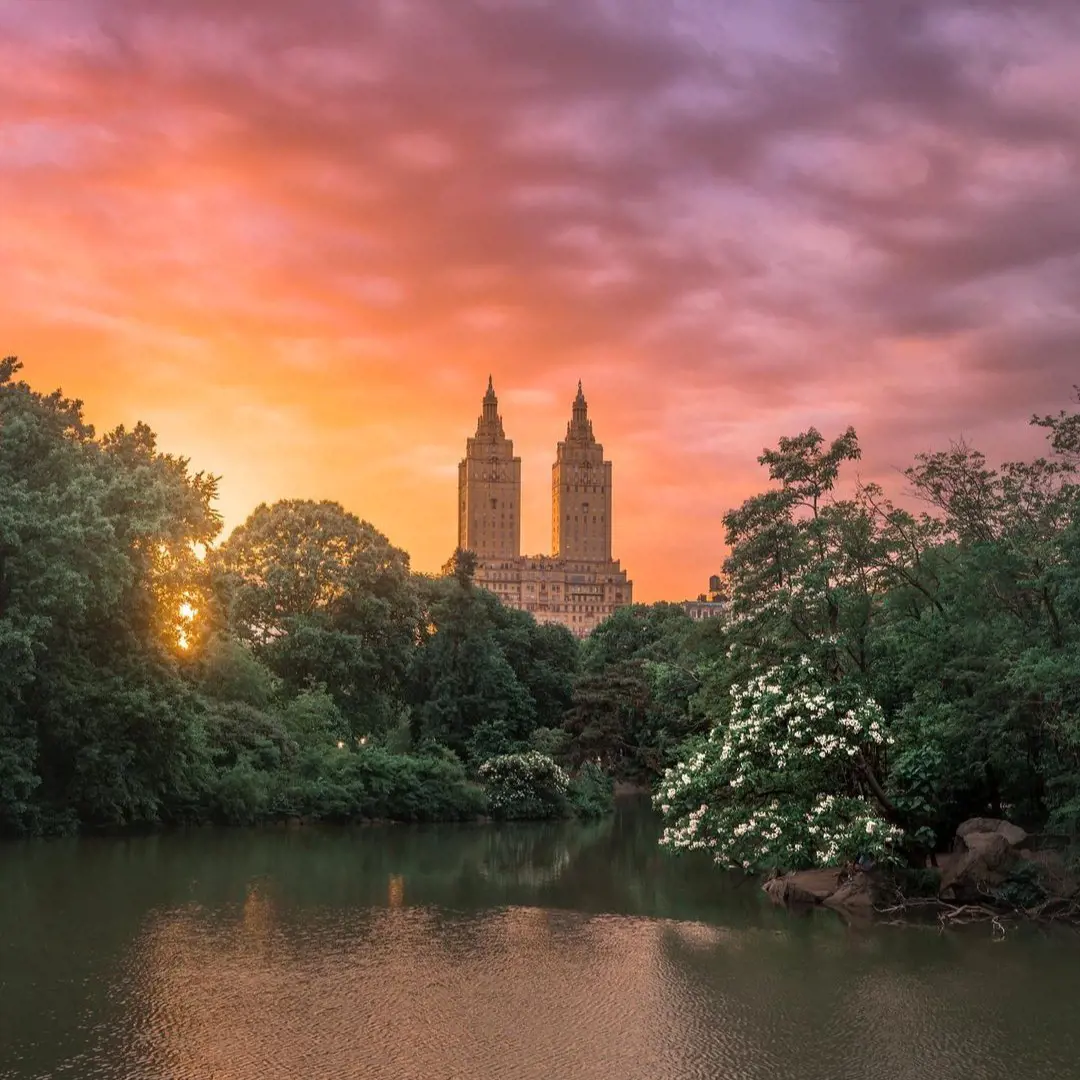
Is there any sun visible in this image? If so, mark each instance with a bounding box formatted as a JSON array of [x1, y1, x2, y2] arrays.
[[176, 600, 199, 651]]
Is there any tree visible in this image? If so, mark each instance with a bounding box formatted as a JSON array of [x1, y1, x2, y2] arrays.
[[0, 358, 221, 833], [563, 662, 654, 776], [660, 399, 1080, 872], [407, 576, 537, 762], [569, 602, 715, 779], [213, 500, 419, 738], [657, 656, 902, 870], [657, 427, 906, 869], [870, 405, 1080, 839], [580, 602, 693, 674]]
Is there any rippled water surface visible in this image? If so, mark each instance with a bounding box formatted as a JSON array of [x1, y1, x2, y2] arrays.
[[3, 800, 1079, 1080]]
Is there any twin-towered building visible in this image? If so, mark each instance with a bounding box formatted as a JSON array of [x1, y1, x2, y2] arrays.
[[458, 378, 633, 636]]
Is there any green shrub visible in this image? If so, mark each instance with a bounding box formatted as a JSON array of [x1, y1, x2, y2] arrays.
[[269, 746, 487, 823], [278, 689, 349, 749], [994, 861, 1048, 909], [478, 751, 570, 820], [528, 726, 571, 761], [198, 635, 277, 708], [210, 760, 273, 824], [382, 716, 414, 754], [203, 702, 295, 771], [567, 762, 614, 818]]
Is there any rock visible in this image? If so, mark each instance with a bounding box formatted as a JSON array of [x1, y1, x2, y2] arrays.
[[956, 817, 1028, 849], [939, 835, 1018, 903], [960, 830, 1013, 864], [823, 873, 879, 912], [941, 819, 1029, 900], [763, 868, 841, 906]]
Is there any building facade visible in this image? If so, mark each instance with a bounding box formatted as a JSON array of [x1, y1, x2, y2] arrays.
[[682, 574, 727, 621], [458, 379, 633, 636]]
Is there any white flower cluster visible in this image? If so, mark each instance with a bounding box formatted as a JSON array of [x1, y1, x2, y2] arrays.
[[654, 657, 904, 872], [479, 751, 569, 813]]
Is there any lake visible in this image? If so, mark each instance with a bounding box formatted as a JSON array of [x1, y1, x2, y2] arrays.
[[2, 799, 1078, 1080]]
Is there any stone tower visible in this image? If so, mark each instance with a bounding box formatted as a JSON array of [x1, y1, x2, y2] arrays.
[[458, 376, 521, 558], [552, 382, 613, 562]]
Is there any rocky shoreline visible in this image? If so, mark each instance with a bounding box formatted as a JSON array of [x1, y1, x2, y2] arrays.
[[763, 817, 1080, 929]]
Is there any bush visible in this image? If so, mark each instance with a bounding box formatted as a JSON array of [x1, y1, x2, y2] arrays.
[[382, 716, 414, 754], [478, 751, 570, 820], [528, 726, 571, 761], [209, 760, 274, 824], [198, 635, 277, 708], [278, 688, 349, 748], [567, 762, 614, 818], [994, 861, 1049, 909], [271, 746, 487, 823], [202, 702, 295, 771]]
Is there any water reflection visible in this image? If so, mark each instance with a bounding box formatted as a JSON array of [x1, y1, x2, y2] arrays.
[[2, 801, 1079, 1080]]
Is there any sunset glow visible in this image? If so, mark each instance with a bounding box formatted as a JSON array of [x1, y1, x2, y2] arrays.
[[3, 1, 1077, 599]]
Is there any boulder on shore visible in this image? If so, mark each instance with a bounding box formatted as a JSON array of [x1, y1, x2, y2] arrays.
[[822, 874, 879, 912], [763, 868, 841, 906], [763, 867, 882, 912], [955, 817, 1028, 850], [940, 818, 1025, 902]]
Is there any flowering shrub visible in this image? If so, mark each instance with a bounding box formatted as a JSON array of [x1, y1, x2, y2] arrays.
[[478, 751, 570, 820], [655, 656, 904, 871]]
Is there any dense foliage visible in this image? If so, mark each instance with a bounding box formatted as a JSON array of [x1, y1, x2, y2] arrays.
[[658, 398, 1080, 872], [4, 357, 1080, 868], [0, 361, 596, 834]]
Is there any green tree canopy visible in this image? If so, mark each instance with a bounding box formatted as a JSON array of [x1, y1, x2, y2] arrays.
[[0, 357, 221, 833], [213, 499, 420, 738]]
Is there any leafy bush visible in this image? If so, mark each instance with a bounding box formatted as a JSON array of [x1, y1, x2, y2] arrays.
[[528, 726, 571, 761], [994, 861, 1049, 909], [209, 760, 274, 824], [382, 716, 414, 754], [202, 702, 295, 771], [271, 746, 487, 823], [278, 688, 349, 748], [197, 635, 277, 708], [567, 762, 614, 818], [478, 751, 570, 820]]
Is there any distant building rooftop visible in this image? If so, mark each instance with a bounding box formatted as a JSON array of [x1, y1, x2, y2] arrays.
[[682, 574, 727, 621]]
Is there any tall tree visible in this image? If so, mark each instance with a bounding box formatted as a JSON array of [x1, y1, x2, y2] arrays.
[[0, 358, 220, 833], [213, 500, 419, 738]]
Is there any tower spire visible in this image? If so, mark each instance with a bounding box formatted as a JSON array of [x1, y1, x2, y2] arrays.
[[481, 375, 499, 428], [569, 379, 590, 437]]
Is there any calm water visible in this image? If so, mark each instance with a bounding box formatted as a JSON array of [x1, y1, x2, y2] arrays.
[[2, 800, 1079, 1080]]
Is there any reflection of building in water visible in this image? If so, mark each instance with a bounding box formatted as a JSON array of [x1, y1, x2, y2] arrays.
[[387, 874, 405, 908], [682, 575, 727, 621], [458, 379, 633, 637]]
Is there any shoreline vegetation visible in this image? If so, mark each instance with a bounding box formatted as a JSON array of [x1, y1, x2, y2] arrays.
[[4, 359, 1080, 934]]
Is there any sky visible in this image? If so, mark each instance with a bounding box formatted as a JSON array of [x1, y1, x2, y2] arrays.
[[2, 0, 1078, 601]]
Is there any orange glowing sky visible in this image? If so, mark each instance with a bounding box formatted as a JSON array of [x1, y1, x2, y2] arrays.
[[3, 1, 1079, 600]]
